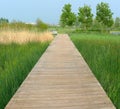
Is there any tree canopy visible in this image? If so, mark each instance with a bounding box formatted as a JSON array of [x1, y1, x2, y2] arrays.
[[114, 17, 120, 28], [36, 19, 48, 30], [60, 4, 76, 27], [78, 5, 93, 30], [60, 2, 115, 31], [96, 2, 114, 27]]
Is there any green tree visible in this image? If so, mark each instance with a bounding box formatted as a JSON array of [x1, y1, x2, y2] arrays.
[[114, 17, 120, 28], [92, 18, 102, 31], [0, 18, 9, 24], [36, 19, 48, 30], [78, 5, 93, 30], [60, 4, 76, 27], [96, 2, 114, 28]]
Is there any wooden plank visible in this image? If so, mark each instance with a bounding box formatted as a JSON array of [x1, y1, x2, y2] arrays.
[[5, 34, 115, 109]]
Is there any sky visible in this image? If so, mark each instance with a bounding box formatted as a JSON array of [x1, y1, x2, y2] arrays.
[[0, 0, 120, 25]]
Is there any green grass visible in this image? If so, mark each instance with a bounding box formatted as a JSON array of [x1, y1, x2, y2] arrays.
[[49, 26, 76, 34], [71, 33, 120, 109], [0, 42, 49, 109]]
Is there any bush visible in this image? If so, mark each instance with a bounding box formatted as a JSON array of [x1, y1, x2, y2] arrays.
[[36, 19, 48, 30]]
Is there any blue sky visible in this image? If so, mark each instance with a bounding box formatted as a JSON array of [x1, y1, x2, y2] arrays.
[[0, 0, 120, 24]]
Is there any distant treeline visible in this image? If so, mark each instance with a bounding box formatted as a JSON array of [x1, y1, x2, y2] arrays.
[[0, 18, 48, 31], [60, 2, 120, 32]]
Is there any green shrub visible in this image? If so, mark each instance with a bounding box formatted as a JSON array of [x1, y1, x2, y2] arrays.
[[36, 19, 48, 30]]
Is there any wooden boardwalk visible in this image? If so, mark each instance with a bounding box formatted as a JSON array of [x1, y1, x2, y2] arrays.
[[6, 34, 115, 109]]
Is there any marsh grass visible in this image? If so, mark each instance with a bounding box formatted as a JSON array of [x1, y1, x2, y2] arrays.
[[0, 31, 53, 44], [0, 42, 50, 109], [0, 30, 53, 108], [71, 33, 120, 109]]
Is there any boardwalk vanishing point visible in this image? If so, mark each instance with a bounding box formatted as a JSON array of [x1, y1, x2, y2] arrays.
[[6, 34, 115, 109]]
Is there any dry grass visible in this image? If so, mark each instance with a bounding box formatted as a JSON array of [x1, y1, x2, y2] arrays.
[[0, 31, 54, 44]]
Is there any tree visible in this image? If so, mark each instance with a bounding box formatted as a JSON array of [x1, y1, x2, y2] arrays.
[[0, 18, 9, 24], [92, 18, 102, 31], [96, 2, 114, 28], [36, 19, 48, 30], [60, 4, 76, 27], [78, 5, 93, 30], [114, 17, 120, 28]]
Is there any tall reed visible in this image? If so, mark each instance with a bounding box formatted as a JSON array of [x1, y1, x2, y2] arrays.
[[71, 33, 120, 109], [0, 42, 50, 109], [0, 31, 53, 44], [0, 30, 53, 108]]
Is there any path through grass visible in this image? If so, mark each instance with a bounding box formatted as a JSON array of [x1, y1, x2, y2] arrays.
[[0, 42, 49, 109], [71, 33, 120, 109]]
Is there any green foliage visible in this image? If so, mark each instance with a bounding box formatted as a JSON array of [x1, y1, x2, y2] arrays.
[[36, 19, 48, 30], [0, 19, 48, 32], [96, 2, 114, 28], [0, 42, 49, 109], [91, 18, 102, 31], [71, 33, 120, 109], [59, 2, 116, 32], [78, 5, 93, 30], [114, 17, 120, 29], [10, 21, 34, 31], [0, 18, 9, 24], [0, 21, 36, 31], [60, 4, 76, 27]]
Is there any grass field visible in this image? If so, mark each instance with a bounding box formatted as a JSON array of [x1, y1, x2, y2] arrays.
[[71, 33, 120, 109], [0, 31, 53, 44], [0, 31, 53, 109]]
